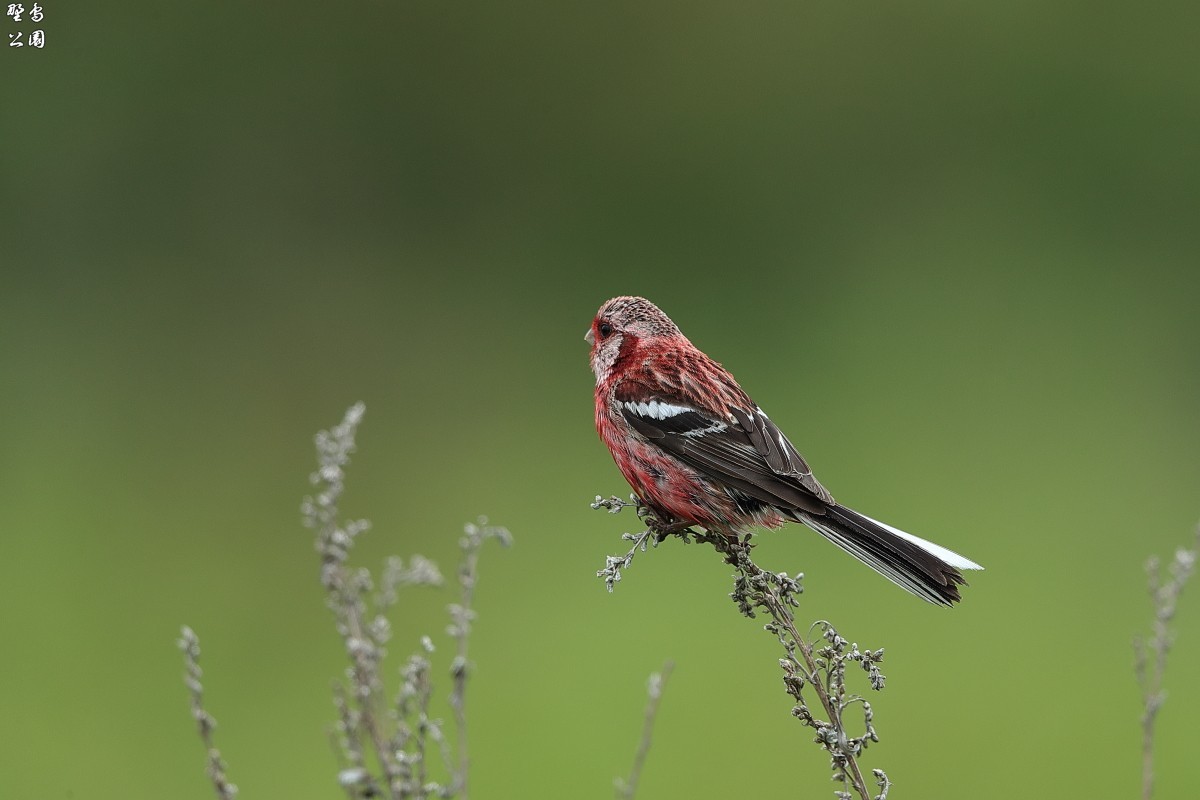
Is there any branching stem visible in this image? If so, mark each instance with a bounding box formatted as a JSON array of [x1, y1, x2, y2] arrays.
[[594, 495, 886, 800]]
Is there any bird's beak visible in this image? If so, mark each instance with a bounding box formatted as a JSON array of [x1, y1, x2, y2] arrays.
[[584, 327, 595, 346]]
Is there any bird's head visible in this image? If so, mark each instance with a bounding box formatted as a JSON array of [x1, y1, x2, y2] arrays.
[[586, 296, 681, 383]]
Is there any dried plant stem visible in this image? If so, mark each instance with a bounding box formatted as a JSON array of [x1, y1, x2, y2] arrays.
[[303, 403, 402, 798], [449, 520, 513, 800], [345, 600, 401, 797], [872, 769, 891, 799], [594, 495, 886, 800], [300, 404, 507, 799], [330, 551, 402, 797], [771, 594, 873, 798], [1133, 524, 1199, 800], [177, 626, 238, 800], [450, 581, 475, 795], [180, 404, 507, 800], [719, 536, 878, 800], [616, 661, 675, 800]]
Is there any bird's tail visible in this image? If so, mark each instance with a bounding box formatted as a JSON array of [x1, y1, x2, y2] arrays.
[[794, 505, 983, 606]]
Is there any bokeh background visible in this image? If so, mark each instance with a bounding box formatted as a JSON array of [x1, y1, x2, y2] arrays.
[[3, 3, 1199, 798]]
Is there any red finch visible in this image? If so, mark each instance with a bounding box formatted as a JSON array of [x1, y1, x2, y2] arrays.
[[586, 296, 982, 606]]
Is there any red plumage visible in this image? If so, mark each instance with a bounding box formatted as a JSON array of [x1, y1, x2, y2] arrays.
[[586, 296, 983, 606]]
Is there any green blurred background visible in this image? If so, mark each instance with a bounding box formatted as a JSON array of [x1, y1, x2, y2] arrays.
[[2, 3, 1198, 798]]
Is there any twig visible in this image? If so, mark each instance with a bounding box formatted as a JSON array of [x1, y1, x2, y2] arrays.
[[729, 543, 880, 800], [616, 661, 675, 800], [594, 496, 886, 800], [179, 404, 507, 799], [448, 519, 513, 799], [303, 403, 404, 799], [872, 769, 891, 800], [1133, 524, 1199, 800], [301, 405, 508, 799], [177, 626, 239, 800]]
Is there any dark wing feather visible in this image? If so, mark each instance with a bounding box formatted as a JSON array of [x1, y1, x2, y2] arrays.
[[620, 399, 832, 515], [729, 407, 833, 503]]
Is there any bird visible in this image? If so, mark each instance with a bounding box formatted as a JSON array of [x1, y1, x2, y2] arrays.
[[585, 296, 982, 606]]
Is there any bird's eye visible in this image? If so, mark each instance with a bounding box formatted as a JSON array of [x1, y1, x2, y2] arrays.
[[598, 322, 614, 339]]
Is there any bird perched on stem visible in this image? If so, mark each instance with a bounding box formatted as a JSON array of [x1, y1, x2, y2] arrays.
[[585, 296, 982, 606]]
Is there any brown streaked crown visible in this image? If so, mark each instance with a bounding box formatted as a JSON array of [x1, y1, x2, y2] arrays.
[[595, 296, 681, 338]]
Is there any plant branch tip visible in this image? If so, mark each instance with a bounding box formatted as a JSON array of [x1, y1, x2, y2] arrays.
[[592, 491, 886, 800]]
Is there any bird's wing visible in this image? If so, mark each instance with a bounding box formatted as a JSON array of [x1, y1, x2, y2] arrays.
[[616, 389, 834, 514]]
